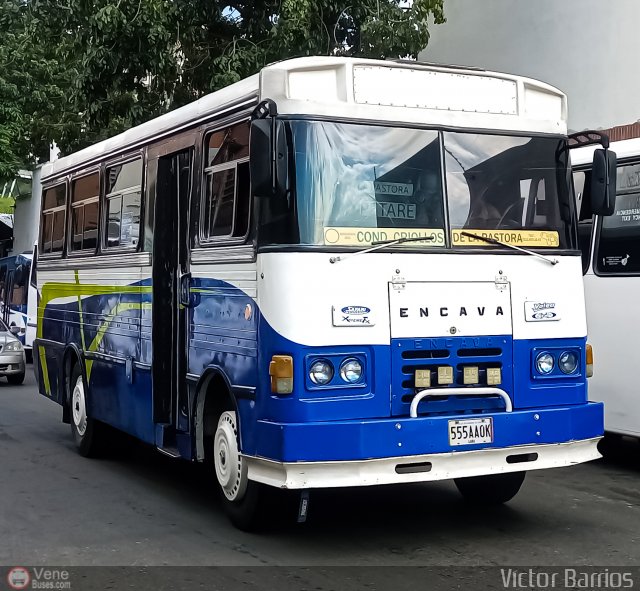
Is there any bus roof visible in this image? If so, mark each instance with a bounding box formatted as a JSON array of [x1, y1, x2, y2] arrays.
[[42, 56, 568, 182], [571, 136, 640, 167]]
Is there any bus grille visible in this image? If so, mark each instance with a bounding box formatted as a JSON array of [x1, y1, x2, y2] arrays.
[[391, 336, 513, 417]]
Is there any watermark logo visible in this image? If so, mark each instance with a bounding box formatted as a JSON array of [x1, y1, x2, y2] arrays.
[[6, 567, 71, 590], [7, 567, 30, 590], [500, 568, 634, 589]]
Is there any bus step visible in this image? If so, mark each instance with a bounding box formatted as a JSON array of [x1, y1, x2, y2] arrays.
[[156, 446, 181, 459]]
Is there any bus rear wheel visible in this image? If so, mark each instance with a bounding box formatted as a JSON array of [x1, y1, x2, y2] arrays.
[[69, 364, 104, 457], [454, 471, 526, 505], [212, 410, 266, 531]]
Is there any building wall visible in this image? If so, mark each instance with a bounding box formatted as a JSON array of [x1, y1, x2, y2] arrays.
[[12, 166, 41, 255], [420, 0, 640, 132]]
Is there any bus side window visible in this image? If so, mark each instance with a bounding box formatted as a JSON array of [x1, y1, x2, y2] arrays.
[[105, 158, 143, 249], [11, 284, 24, 306], [595, 162, 640, 275], [40, 184, 67, 255], [70, 172, 100, 253], [12, 263, 28, 305], [201, 121, 250, 243]]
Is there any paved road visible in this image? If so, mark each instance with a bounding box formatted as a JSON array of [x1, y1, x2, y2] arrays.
[[2, 370, 640, 569]]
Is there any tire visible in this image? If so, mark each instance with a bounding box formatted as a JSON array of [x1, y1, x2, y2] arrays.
[[69, 364, 104, 457], [211, 410, 267, 531], [7, 371, 25, 385], [455, 471, 526, 505], [597, 433, 623, 458]]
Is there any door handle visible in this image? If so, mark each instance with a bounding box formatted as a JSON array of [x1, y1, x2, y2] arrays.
[[179, 272, 192, 307]]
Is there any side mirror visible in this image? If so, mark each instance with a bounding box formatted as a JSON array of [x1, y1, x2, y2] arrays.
[[9, 325, 20, 335], [249, 119, 272, 198], [591, 149, 617, 216], [249, 119, 290, 199]]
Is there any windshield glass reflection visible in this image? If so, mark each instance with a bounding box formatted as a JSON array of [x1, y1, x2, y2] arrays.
[[292, 121, 446, 247], [259, 121, 572, 250]]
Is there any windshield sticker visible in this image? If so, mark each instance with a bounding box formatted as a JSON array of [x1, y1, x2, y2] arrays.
[[324, 227, 445, 246], [602, 254, 631, 268], [374, 181, 414, 196], [452, 229, 559, 248], [604, 193, 640, 228], [376, 201, 417, 220], [359, 201, 418, 220]]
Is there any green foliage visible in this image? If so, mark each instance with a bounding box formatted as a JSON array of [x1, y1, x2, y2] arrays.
[[0, 0, 445, 177], [0, 0, 81, 179], [0, 198, 15, 214]]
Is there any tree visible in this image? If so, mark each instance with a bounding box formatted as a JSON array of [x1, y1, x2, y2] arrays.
[[0, 0, 445, 177], [0, 0, 83, 179]]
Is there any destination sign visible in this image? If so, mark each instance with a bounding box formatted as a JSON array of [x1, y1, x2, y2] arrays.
[[324, 227, 445, 247], [452, 229, 560, 248]]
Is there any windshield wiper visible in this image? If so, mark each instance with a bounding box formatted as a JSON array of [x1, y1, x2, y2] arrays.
[[460, 231, 558, 266], [329, 236, 435, 264]]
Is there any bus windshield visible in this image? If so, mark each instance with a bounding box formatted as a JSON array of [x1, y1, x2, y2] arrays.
[[267, 120, 573, 250]]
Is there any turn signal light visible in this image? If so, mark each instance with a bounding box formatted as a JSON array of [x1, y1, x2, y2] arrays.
[[269, 355, 293, 394], [586, 344, 593, 378]]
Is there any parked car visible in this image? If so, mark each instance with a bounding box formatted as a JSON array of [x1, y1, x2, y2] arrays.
[[0, 320, 26, 384]]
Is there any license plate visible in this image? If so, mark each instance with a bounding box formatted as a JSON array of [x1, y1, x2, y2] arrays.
[[448, 418, 493, 446]]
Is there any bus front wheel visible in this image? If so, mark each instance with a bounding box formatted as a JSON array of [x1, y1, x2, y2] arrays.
[[454, 471, 526, 505], [69, 364, 104, 457], [212, 410, 266, 531]]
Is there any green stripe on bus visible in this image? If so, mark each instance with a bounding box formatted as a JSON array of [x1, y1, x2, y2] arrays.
[[37, 281, 152, 396]]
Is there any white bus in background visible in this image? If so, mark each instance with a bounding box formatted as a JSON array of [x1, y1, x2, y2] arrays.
[[573, 136, 640, 438]]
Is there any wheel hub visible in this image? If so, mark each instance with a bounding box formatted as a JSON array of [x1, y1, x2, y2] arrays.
[[213, 411, 248, 501], [71, 375, 88, 436]]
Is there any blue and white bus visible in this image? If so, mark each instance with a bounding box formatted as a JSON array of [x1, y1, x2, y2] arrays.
[[34, 57, 615, 529], [0, 252, 37, 356]]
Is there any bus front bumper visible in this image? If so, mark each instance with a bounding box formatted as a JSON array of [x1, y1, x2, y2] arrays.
[[244, 437, 601, 489], [244, 402, 603, 488]]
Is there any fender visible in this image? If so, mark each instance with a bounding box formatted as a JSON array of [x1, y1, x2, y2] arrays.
[[192, 365, 242, 462]]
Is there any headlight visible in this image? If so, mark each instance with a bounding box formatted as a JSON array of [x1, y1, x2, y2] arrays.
[[558, 351, 579, 374], [535, 352, 554, 375], [340, 358, 363, 383], [4, 341, 22, 352], [309, 359, 334, 385]]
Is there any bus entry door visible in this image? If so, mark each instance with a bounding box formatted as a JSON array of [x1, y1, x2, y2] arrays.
[[152, 148, 193, 437]]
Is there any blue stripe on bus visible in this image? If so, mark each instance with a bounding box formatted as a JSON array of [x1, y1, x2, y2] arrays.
[[37, 276, 598, 463]]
